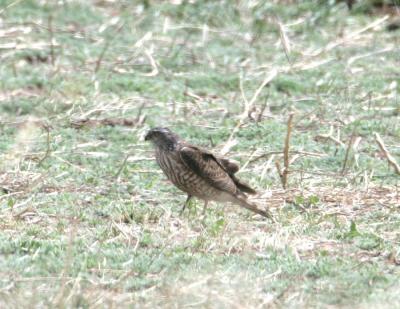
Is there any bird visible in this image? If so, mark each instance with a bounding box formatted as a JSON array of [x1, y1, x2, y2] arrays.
[[145, 127, 271, 218]]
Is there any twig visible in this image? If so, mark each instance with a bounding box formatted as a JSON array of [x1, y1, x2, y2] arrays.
[[0, 0, 24, 15], [275, 18, 291, 65], [310, 15, 389, 57], [256, 95, 269, 123], [282, 113, 294, 189], [0, 191, 24, 201], [142, 49, 159, 77], [38, 127, 51, 166], [250, 150, 326, 163], [224, 69, 278, 148], [374, 133, 400, 175], [1, 196, 34, 214], [315, 133, 345, 148], [94, 40, 111, 73], [347, 47, 394, 67], [341, 129, 356, 175], [255, 15, 388, 77], [238, 148, 258, 172], [135, 102, 147, 127], [48, 15, 55, 66], [94, 23, 124, 73], [169, 30, 193, 59], [115, 153, 131, 179], [275, 161, 284, 187], [219, 139, 238, 156], [248, 69, 278, 109]]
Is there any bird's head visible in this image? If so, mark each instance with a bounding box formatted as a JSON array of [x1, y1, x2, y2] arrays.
[[145, 127, 179, 150]]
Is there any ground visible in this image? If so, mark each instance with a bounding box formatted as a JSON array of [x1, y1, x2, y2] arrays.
[[0, 0, 399, 308]]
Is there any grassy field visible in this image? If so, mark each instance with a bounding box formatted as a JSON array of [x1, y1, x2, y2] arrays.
[[0, 0, 399, 307]]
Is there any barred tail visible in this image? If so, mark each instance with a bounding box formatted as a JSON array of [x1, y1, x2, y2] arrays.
[[232, 196, 273, 219]]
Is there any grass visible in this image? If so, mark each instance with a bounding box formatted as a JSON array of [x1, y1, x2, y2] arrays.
[[0, 0, 399, 307]]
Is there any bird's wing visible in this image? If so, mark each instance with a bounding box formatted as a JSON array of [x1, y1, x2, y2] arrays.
[[179, 141, 239, 174], [198, 148, 256, 195], [215, 155, 256, 194], [216, 157, 239, 174], [179, 146, 238, 194], [196, 148, 239, 174]]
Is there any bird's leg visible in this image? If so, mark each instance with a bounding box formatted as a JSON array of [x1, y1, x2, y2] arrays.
[[180, 195, 192, 215], [202, 201, 208, 215]]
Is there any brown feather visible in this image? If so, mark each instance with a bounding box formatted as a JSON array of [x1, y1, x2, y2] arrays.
[[231, 195, 273, 219], [231, 176, 257, 195], [216, 157, 239, 174], [146, 127, 270, 218], [187, 145, 240, 174], [179, 146, 237, 194]]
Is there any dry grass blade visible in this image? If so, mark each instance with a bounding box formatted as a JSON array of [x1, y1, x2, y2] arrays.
[[0, 0, 24, 15], [37, 126, 51, 166], [347, 47, 394, 67], [341, 129, 356, 175], [275, 160, 283, 187], [374, 132, 400, 175], [48, 15, 55, 66], [315, 133, 345, 148], [248, 69, 278, 109], [94, 22, 124, 73], [1, 2, 400, 308], [142, 49, 159, 77], [276, 18, 291, 64], [310, 15, 389, 56], [115, 153, 131, 179], [219, 139, 238, 156], [94, 40, 111, 73], [282, 113, 294, 189], [70, 118, 137, 129], [224, 69, 278, 149]]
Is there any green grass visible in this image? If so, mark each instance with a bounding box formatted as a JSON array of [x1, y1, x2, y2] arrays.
[[0, 0, 399, 307]]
